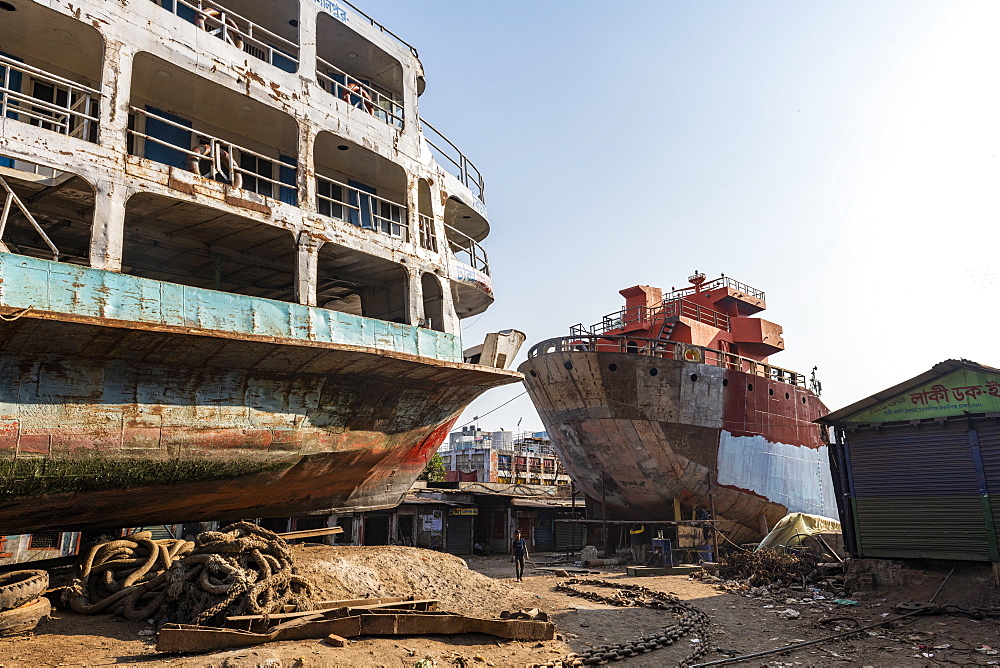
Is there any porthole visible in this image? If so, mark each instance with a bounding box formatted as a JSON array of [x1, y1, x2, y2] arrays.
[[768, 388, 774, 396], [0, 2, 14, 10], [608, 363, 618, 371], [801, 396, 806, 404], [529, 370, 537, 377], [564, 361, 573, 371], [690, 374, 698, 382], [748, 383, 754, 391], [785, 392, 790, 400], [722, 378, 729, 387], [649, 368, 658, 376]]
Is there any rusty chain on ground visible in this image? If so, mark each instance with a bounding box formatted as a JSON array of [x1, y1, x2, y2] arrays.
[[529, 578, 712, 668]]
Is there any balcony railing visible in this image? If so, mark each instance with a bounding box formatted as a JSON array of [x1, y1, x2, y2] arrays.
[[129, 107, 297, 198], [156, 0, 300, 72], [664, 275, 765, 302], [528, 335, 808, 388], [417, 213, 437, 252], [419, 118, 485, 203], [316, 174, 408, 241], [0, 54, 100, 142], [575, 298, 730, 337], [316, 58, 403, 128], [335, 0, 419, 57], [445, 223, 489, 275]]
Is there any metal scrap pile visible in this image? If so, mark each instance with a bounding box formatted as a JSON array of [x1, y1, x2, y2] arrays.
[[64, 522, 314, 626], [715, 548, 819, 587]]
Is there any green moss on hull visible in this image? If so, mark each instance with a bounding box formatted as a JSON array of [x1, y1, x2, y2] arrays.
[[0, 457, 293, 498]]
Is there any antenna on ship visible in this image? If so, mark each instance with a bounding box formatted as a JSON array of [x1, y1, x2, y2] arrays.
[[810, 366, 823, 396]]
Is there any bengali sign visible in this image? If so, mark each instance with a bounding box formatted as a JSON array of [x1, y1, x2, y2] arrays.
[[844, 370, 1000, 423]]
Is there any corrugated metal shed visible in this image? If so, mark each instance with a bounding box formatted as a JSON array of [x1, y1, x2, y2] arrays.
[[820, 360, 1000, 562]]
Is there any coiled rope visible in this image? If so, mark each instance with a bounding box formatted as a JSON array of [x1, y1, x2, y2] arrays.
[[63, 522, 314, 626]]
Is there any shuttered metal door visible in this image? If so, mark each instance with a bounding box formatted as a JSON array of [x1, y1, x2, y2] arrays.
[[970, 418, 1000, 545], [848, 421, 990, 560], [445, 516, 473, 554]]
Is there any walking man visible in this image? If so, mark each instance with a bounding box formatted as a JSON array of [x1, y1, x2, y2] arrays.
[[510, 529, 528, 582]]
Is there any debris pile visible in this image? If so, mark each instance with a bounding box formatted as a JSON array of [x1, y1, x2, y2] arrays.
[[64, 522, 314, 626], [714, 548, 820, 586]]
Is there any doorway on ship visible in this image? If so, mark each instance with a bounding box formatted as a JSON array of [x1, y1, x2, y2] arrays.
[[396, 515, 414, 546], [364, 513, 391, 545]]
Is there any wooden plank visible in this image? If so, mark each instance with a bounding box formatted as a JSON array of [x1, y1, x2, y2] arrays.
[[275, 527, 344, 539]]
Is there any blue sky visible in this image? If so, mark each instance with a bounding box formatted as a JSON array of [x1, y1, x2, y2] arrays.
[[379, 1, 1000, 432]]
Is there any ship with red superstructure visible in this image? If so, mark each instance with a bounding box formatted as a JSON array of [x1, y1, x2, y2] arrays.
[[519, 272, 836, 544]]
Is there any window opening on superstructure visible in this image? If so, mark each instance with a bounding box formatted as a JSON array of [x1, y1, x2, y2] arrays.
[[0, 4, 104, 144], [315, 12, 403, 128], [151, 0, 301, 73], [315, 245, 410, 324], [128, 55, 299, 202], [121, 192, 298, 302], [314, 133, 409, 242]]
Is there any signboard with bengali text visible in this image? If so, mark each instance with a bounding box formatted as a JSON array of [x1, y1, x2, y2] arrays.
[[843, 369, 1000, 423]]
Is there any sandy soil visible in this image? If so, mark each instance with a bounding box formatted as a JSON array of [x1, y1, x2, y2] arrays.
[[0, 547, 997, 667]]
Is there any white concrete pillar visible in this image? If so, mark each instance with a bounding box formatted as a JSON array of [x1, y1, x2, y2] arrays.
[[89, 40, 135, 271], [294, 234, 322, 306], [296, 123, 318, 213]]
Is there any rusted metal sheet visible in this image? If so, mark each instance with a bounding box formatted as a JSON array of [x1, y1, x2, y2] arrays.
[[157, 612, 555, 653]]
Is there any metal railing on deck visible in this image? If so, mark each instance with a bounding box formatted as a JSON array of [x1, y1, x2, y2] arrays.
[[527, 334, 807, 388], [0, 54, 100, 142], [419, 118, 485, 203], [128, 107, 297, 198], [315, 174, 408, 240], [0, 175, 59, 261], [157, 0, 300, 71], [316, 58, 403, 128], [444, 223, 489, 275], [578, 298, 731, 336], [336, 0, 419, 57], [664, 276, 765, 302]]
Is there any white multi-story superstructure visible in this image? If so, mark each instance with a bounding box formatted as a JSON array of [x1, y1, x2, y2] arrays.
[[0, 0, 492, 329]]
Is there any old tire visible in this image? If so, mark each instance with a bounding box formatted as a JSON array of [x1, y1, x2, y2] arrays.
[[0, 597, 50, 636], [0, 570, 48, 612]]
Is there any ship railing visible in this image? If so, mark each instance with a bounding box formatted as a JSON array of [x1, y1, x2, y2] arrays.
[[0, 54, 100, 142], [663, 276, 766, 302], [419, 118, 485, 203], [315, 174, 408, 241], [527, 335, 807, 388], [444, 223, 489, 275], [337, 0, 419, 58], [580, 298, 730, 336], [157, 0, 300, 71], [0, 175, 60, 261], [129, 107, 298, 197], [316, 57, 404, 128], [417, 213, 438, 252]]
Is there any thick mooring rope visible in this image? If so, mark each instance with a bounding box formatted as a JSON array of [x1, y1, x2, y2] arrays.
[[64, 522, 314, 626]]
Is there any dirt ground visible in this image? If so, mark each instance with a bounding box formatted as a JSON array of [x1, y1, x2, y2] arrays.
[[0, 546, 997, 667]]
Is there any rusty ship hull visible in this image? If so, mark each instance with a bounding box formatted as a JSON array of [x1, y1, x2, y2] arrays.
[[521, 342, 835, 545], [0, 255, 518, 534]]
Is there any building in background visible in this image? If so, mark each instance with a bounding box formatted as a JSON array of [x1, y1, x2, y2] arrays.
[[439, 427, 571, 485]]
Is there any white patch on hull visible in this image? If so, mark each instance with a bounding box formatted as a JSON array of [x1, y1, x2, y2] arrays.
[[717, 430, 838, 519]]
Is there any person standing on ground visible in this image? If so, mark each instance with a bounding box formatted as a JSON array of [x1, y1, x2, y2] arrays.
[[510, 529, 528, 582]]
